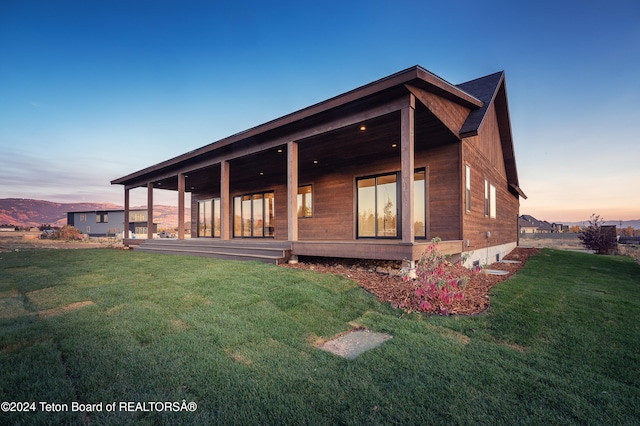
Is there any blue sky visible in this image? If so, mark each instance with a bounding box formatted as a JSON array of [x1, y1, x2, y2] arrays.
[[1, 0, 638, 222]]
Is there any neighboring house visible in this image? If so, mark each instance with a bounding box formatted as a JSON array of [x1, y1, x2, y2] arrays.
[[67, 209, 157, 237], [518, 217, 537, 234], [112, 65, 526, 266], [0, 225, 15, 232], [519, 215, 554, 234]]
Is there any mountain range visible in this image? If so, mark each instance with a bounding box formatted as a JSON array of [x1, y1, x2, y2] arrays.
[[0, 198, 190, 230]]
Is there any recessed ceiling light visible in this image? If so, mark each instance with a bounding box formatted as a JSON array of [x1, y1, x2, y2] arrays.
[[260, 172, 264, 175], [313, 160, 318, 164], [277, 149, 283, 153], [391, 143, 397, 148], [359, 125, 366, 131]]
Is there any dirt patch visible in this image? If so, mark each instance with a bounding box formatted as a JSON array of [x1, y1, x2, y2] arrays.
[[283, 247, 541, 316], [0, 231, 120, 252], [317, 329, 393, 359], [38, 301, 95, 319]]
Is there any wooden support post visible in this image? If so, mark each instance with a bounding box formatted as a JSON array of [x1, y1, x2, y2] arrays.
[[401, 94, 415, 244], [124, 187, 130, 240], [147, 182, 154, 240], [221, 160, 231, 240], [287, 141, 298, 242], [178, 173, 185, 240]]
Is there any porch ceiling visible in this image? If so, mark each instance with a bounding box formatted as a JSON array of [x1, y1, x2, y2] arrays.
[[143, 99, 458, 193]]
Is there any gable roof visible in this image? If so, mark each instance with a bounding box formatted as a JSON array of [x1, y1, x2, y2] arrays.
[[457, 71, 526, 199], [112, 66, 483, 186], [112, 66, 524, 201], [457, 71, 504, 136]]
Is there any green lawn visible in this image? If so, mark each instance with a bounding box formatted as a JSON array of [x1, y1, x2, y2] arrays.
[[1, 248, 638, 425]]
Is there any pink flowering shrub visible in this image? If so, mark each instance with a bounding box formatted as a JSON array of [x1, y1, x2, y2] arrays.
[[404, 238, 476, 314]]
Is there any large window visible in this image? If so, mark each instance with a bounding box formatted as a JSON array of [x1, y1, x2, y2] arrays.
[[233, 191, 275, 237], [298, 185, 312, 218]]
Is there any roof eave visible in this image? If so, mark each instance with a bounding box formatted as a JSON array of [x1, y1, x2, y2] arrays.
[[112, 66, 483, 185]]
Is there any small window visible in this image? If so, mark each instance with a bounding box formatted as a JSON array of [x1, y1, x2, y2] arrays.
[[298, 185, 312, 218], [79, 214, 86, 222], [484, 180, 489, 216], [490, 184, 496, 219], [465, 165, 471, 212], [96, 212, 109, 223]]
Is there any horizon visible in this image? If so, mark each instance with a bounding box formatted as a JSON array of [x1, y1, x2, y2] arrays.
[[1, 197, 637, 228], [1, 1, 638, 221]]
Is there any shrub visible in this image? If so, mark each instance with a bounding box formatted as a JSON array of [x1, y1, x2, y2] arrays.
[[579, 214, 617, 254], [405, 238, 476, 314], [52, 225, 82, 240]]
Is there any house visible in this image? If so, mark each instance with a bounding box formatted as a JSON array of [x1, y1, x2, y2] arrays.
[[518, 217, 538, 234], [111, 65, 526, 266], [67, 209, 157, 237], [519, 215, 553, 234]]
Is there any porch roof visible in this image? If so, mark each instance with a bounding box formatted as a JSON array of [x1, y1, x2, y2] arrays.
[[111, 65, 485, 187]]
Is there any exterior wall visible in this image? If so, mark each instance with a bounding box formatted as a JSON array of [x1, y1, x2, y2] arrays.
[[462, 241, 517, 267], [416, 143, 461, 242], [461, 111, 519, 254], [190, 142, 464, 244], [68, 211, 125, 236]]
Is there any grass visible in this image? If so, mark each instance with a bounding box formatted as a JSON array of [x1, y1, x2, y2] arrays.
[[0, 248, 638, 425]]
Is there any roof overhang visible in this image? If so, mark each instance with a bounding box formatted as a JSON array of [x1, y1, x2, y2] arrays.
[[111, 66, 483, 187]]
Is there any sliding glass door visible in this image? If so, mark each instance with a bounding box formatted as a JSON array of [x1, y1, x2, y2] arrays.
[[357, 173, 397, 238], [233, 191, 275, 237], [197, 199, 221, 237], [357, 169, 426, 239]]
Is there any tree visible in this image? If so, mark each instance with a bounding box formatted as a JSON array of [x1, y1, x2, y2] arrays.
[[579, 214, 617, 254]]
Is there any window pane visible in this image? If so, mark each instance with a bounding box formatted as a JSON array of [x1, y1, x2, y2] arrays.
[[484, 180, 489, 216], [242, 195, 252, 237], [414, 170, 426, 238], [233, 197, 242, 236], [298, 185, 312, 217], [377, 174, 397, 237], [252, 194, 263, 237], [490, 184, 496, 218], [213, 199, 221, 237], [357, 178, 376, 237], [264, 193, 275, 236], [465, 165, 471, 211]]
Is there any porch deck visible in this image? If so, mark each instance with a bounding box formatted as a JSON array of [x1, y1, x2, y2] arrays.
[[127, 238, 463, 264]]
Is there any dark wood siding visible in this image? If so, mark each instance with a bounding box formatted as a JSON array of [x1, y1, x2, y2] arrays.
[[462, 103, 519, 250]]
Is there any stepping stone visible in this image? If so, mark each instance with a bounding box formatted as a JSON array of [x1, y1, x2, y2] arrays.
[[485, 269, 509, 275], [318, 329, 392, 360]]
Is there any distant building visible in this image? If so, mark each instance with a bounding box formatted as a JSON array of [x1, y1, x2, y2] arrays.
[[519, 215, 554, 234], [67, 209, 157, 237], [0, 224, 15, 232]]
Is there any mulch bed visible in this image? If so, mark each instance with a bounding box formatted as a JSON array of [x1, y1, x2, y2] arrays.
[[281, 247, 541, 316]]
